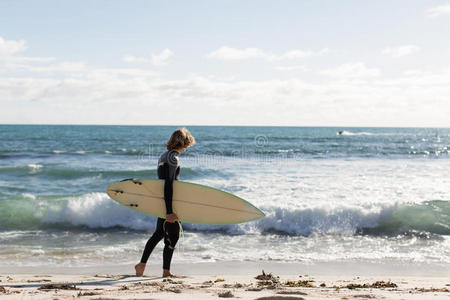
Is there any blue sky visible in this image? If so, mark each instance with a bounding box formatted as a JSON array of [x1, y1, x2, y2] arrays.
[[1, 0, 450, 126]]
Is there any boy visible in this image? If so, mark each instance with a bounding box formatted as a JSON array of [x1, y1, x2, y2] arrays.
[[135, 127, 196, 277]]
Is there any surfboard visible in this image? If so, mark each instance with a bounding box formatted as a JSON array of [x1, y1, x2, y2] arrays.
[[106, 178, 265, 225]]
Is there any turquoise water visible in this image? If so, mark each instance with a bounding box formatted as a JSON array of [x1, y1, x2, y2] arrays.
[[0, 125, 449, 268]]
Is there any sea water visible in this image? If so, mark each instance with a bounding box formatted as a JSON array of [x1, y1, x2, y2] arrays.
[[0, 125, 449, 270]]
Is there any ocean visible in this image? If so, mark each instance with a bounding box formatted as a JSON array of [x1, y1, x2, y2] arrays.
[[0, 125, 449, 270]]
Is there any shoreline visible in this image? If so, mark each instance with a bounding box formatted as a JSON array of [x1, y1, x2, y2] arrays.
[[3, 260, 449, 277]]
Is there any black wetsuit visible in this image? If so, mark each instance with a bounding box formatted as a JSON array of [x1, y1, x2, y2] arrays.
[[140, 149, 181, 270]]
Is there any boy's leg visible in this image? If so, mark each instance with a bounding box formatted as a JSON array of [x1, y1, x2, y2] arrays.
[[162, 221, 180, 275], [136, 218, 165, 276], [140, 218, 165, 263]]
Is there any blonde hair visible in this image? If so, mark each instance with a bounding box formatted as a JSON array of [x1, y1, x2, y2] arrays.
[[166, 127, 196, 151]]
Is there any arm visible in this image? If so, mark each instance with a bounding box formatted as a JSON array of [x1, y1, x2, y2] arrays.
[[163, 156, 179, 215], [163, 174, 174, 214]]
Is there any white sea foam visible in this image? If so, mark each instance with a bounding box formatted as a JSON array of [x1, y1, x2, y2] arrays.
[[35, 191, 438, 237], [21, 193, 36, 200], [42, 192, 155, 230], [52, 150, 67, 154], [337, 130, 373, 136], [27, 164, 42, 170], [26, 164, 43, 173]]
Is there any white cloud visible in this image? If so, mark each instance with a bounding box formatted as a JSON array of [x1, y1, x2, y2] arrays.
[[403, 70, 424, 76], [382, 45, 420, 57], [207, 46, 328, 61], [2, 66, 450, 126], [0, 36, 26, 57], [319, 62, 381, 79], [0, 36, 55, 65], [426, 4, 450, 18], [1, 38, 450, 127], [151, 48, 174, 66], [123, 48, 173, 66]]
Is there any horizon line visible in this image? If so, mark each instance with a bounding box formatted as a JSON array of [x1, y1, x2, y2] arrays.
[[1, 123, 449, 129]]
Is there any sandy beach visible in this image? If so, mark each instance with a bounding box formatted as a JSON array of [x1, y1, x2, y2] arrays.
[[2, 262, 449, 299]]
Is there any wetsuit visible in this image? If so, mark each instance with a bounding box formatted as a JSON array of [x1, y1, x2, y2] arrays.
[[140, 149, 181, 270]]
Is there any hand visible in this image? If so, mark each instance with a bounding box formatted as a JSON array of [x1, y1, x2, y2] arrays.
[[165, 213, 178, 223]]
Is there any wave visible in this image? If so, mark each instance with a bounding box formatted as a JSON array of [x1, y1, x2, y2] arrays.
[[0, 148, 154, 157], [0, 165, 219, 180], [337, 130, 374, 136], [1, 192, 448, 237]]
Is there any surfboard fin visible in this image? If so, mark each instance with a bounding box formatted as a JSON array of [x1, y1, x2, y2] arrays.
[[120, 178, 143, 185]]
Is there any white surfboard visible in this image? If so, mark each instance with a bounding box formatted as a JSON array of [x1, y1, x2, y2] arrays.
[[106, 178, 265, 225]]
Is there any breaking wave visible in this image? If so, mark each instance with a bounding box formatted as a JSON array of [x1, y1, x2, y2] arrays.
[[1, 192, 448, 237]]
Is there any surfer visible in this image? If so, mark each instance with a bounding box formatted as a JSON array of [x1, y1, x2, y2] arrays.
[[135, 127, 196, 277]]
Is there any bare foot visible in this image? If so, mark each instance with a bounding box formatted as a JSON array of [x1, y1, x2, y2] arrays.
[[135, 262, 146, 276], [162, 269, 181, 278]]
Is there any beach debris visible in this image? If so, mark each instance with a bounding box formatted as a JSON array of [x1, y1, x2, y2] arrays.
[[77, 291, 100, 296], [0, 286, 6, 293], [38, 284, 78, 290], [256, 270, 279, 281], [163, 278, 184, 284], [320, 283, 326, 287], [215, 278, 225, 283], [352, 295, 375, 298], [218, 290, 234, 298], [255, 270, 280, 288], [284, 280, 315, 288], [166, 287, 182, 293], [119, 285, 129, 290], [255, 270, 280, 289], [222, 282, 249, 288], [6, 276, 13, 281], [343, 281, 397, 289]]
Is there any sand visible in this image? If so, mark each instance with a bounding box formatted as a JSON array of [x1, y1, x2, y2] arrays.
[[1, 262, 449, 300]]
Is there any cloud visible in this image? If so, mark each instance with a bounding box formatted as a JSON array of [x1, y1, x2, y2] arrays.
[[281, 48, 329, 59], [426, 4, 450, 18], [2, 70, 450, 126], [151, 48, 174, 66], [123, 48, 173, 66], [0, 36, 26, 57], [319, 62, 381, 79], [1, 37, 449, 127], [0, 36, 55, 65], [382, 45, 420, 57], [207, 46, 329, 61]]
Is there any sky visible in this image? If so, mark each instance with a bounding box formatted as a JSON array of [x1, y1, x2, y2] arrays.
[[1, 0, 450, 127]]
